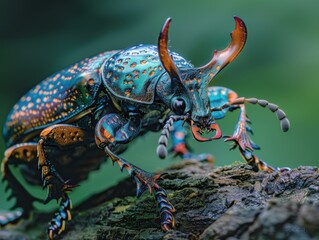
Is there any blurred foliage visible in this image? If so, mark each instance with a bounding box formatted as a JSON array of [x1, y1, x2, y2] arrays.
[[0, 0, 318, 211]]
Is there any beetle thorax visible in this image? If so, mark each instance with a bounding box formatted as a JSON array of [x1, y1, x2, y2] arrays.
[[101, 45, 190, 105]]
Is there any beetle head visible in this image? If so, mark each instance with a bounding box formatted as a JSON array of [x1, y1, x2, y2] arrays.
[[157, 17, 247, 141]]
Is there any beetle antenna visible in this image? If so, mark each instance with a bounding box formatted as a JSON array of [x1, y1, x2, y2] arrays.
[[157, 115, 188, 159], [216, 97, 290, 132]]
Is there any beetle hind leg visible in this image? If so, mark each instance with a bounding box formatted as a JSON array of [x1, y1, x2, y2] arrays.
[[1, 143, 42, 226]]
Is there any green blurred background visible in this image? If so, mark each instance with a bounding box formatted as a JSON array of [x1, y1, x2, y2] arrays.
[[0, 0, 318, 211]]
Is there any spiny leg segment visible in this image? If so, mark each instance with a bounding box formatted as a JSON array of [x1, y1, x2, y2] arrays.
[[1, 143, 42, 226], [37, 124, 89, 239], [96, 113, 175, 230], [219, 95, 291, 172]]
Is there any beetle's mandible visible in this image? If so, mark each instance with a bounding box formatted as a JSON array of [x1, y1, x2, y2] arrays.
[[0, 17, 290, 239]]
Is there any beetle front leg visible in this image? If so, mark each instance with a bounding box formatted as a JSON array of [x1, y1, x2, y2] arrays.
[[223, 98, 289, 172], [224, 104, 260, 152], [239, 148, 290, 172], [95, 113, 176, 231]]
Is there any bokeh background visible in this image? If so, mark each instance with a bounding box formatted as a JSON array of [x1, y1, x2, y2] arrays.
[[0, 0, 318, 211]]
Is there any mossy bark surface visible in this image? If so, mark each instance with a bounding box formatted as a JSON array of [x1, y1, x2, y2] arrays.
[[1, 161, 319, 239]]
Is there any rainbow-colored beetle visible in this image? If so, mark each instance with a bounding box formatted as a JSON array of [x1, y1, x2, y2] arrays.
[[0, 17, 290, 239]]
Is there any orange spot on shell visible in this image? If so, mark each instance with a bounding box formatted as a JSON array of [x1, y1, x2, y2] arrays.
[[88, 78, 95, 86], [27, 102, 34, 108], [149, 71, 155, 77], [107, 71, 112, 78]]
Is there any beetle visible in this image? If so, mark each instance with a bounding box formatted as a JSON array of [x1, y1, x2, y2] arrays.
[[0, 17, 290, 239]]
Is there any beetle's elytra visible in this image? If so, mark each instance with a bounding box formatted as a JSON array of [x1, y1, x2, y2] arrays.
[[0, 17, 290, 239]]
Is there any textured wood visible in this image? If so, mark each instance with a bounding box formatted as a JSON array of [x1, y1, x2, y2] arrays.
[[1, 161, 319, 239]]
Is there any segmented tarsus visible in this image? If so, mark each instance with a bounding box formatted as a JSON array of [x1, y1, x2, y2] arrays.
[[154, 188, 175, 231], [156, 115, 187, 159], [48, 196, 72, 240], [103, 145, 175, 230], [240, 147, 291, 172], [219, 97, 290, 132]]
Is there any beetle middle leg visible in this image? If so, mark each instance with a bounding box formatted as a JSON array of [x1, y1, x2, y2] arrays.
[[95, 113, 176, 231], [37, 124, 93, 239]]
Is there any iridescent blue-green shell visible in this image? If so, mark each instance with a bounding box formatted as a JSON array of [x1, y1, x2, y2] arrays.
[[208, 86, 232, 119], [101, 45, 191, 104], [3, 51, 118, 146]]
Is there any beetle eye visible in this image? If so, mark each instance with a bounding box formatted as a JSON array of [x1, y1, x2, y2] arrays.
[[172, 98, 186, 115]]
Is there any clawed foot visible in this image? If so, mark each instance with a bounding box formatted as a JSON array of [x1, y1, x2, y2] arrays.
[[127, 167, 176, 231], [130, 168, 176, 231], [225, 122, 259, 151], [131, 167, 162, 197], [43, 176, 77, 204], [119, 162, 176, 231], [104, 146, 176, 232]]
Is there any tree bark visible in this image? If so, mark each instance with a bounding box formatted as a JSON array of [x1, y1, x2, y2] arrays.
[[1, 161, 319, 239]]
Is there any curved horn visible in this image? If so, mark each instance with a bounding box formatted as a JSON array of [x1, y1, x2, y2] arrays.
[[199, 16, 247, 75], [158, 18, 180, 80]]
